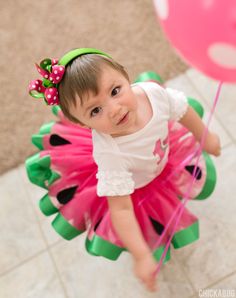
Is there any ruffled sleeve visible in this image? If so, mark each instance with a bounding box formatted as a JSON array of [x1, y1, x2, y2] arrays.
[[165, 87, 188, 121], [96, 170, 135, 197], [92, 130, 135, 197], [93, 151, 135, 197]]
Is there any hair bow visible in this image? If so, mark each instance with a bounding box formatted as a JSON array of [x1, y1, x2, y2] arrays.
[[28, 58, 65, 105]]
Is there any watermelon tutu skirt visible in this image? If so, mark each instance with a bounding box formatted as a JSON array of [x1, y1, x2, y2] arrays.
[[25, 75, 216, 263]]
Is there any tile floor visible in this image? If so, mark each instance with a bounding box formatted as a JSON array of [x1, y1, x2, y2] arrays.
[[1, 69, 236, 298]]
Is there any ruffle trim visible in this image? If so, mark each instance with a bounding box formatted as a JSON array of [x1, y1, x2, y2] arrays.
[[96, 171, 135, 197], [166, 88, 188, 121]]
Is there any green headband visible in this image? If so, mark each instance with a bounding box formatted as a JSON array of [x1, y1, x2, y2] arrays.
[[59, 48, 111, 66], [29, 48, 111, 105]]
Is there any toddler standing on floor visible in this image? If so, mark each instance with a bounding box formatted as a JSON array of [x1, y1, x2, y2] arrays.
[[27, 48, 221, 292]]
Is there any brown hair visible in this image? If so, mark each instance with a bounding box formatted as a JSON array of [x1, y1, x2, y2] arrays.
[[58, 54, 129, 124]]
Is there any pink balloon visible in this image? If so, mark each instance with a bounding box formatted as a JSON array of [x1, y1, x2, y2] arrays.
[[153, 0, 236, 83]]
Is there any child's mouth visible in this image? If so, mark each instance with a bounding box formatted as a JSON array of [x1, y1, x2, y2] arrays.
[[117, 112, 129, 125]]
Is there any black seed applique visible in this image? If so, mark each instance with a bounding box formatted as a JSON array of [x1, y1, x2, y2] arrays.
[[149, 217, 165, 235], [94, 217, 103, 231], [57, 186, 78, 204], [185, 165, 202, 180], [49, 134, 71, 146]]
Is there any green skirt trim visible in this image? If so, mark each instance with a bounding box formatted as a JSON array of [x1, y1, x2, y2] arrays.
[[25, 153, 60, 190], [187, 97, 204, 118], [85, 234, 171, 263], [39, 121, 55, 135], [52, 213, 83, 240], [185, 97, 217, 200], [52, 212, 199, 262], [39, 194, 58, 216], [194, 151, 217, 200], [134, 71, 163, 84], [172, 220, 199, 248]]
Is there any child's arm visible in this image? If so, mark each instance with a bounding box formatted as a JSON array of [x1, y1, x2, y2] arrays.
[[107, 194, 157, 292], [179, 106, 221, 156]]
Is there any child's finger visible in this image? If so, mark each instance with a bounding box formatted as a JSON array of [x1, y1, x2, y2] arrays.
[[146, 283, 157, 292], [146, 278, 157, 292]]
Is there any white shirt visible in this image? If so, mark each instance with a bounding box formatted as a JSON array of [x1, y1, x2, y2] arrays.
[[92, 82, 188, 197]]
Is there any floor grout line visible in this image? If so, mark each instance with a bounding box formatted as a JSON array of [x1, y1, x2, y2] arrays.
[[200, 270, 236, 290], [0, 227, 63, 276], [184, 71, 236, 143], [0, 239, 66, 282], [167, 71, 235, 147], [46, 245, 70, 298], [17, 166, 70, 298], [0, 248, 49, 278], [173, 255, 197, 294]]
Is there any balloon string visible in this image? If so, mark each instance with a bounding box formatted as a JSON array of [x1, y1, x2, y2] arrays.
[[153, 80, 223, 276]]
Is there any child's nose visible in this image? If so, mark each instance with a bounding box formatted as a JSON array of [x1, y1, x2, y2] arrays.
[[108, 102, 122, 119]]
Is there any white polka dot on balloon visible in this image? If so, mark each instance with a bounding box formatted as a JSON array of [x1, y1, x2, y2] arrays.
[[153, 0, 169, 20], [208, 42, 236, 69], [48, 94, 51, 98]]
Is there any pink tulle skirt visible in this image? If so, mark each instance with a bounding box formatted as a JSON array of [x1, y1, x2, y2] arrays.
[[26, 105, 216, 262]]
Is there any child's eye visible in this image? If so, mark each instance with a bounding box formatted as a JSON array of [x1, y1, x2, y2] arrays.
[[90, 107, 102, 117], [111, 86, 120, 96]]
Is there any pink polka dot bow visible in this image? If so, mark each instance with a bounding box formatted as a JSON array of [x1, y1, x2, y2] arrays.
[[28, 58, 65, 105]]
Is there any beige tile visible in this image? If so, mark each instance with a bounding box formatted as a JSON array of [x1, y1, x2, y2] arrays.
[[175, 233, 236, 292], [174, 144, 236, 290], [210, 272, 236, 290], [0, 167, 46, 275], [186, 69, 236, 141], [49, 233, 194, 298], [157, 257, 196, 298], [202, 111, 232, 149], [166, 73, 204, 100], [166, 73, 232, 148], [19, 165, 62, 246], [0, 251, 66, 298], [188, 144, 236, 228], [194, 273, 236, 298]]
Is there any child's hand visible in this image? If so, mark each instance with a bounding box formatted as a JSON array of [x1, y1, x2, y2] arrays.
[[133, 253, 158, 292], [203, 131, 221, 157]]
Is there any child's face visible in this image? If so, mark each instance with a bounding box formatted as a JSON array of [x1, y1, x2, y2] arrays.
[[70, 65, 138, 137]]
